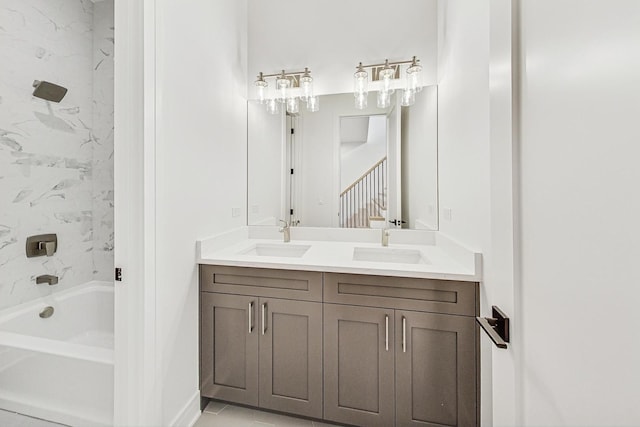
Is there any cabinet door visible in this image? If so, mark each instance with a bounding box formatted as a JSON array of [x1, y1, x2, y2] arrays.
[[324, 304, 395, 427], [258, 298, 323, 419], [396, 311, 477, 427], [200, 293, 259, 406]]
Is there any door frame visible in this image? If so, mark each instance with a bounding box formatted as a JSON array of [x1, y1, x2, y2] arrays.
[[484, 0, 521, 425], [113, 0, 161, 425]]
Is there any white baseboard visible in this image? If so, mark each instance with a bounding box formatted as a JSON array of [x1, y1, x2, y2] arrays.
[[169, 390, 201, 427]]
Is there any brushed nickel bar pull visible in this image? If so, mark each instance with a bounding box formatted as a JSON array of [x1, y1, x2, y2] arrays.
[[402, 316, 406, 353], [476, 306, 510, 349], [261, 303, 267, 335], [248, 302, 253, 334], [385, 315, 389, 351]]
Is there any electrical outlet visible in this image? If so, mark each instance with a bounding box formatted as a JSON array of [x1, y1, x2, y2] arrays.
[[251, 205, 260, 214], [231, 207, 241, 218], [442, 207, 453, 221]]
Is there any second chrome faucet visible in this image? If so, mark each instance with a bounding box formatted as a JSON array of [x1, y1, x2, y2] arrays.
[[279, 220, 290, 243], [382, 229, 390, 246]]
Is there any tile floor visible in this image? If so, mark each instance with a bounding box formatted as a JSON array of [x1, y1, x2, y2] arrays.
[[194, 401, 345, 427], [1, 402, 343, 427], [0, 410, 66, 427]]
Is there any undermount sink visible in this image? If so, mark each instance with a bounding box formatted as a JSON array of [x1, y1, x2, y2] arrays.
[[352, 247, 429, 265], [241, 243, 311, 258]]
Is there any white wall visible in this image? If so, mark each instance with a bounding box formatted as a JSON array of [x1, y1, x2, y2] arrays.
[[401, 85, 438, 229], [436, 1, 494, 425], [437, 0, 491, 249], [154, 0, 247, 424], [248, 0, 438, 96], [518, 1, 640, 424]]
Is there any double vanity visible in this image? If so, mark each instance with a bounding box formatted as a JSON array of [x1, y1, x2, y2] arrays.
[[197, 226, 481, 427]]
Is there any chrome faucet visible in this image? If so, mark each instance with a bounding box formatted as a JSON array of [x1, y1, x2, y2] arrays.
[[279, 220, 291, 243], [382, 228, 390, 247]]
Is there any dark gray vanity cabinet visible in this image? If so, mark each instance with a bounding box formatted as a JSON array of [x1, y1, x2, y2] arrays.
[[200, 266, 479, 427], [199, 266, 323, 419], [323, 273, 478, 427]]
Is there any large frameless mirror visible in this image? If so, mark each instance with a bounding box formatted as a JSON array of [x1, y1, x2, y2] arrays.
[[247, 86, 438, 230]]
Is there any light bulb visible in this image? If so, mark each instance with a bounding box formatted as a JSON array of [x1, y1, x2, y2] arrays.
[[406, 57, 423, 93], [307, 95, 319, 112], [287, 97, 299, 114], [377, 90, 391, 109], [355, 93, 368, 110], [276, 72, 290, 104], [401, 88, 415, 107], [300, 68, 313, 101], [267, 98, 279, 115], [254, 73, 268, 104], [379, 60, 395, 93], [354, 63, 368, 98]]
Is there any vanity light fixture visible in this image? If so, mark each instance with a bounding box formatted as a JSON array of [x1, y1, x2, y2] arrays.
[[353, 56, 423, 109], [254, 67, 318, 114]]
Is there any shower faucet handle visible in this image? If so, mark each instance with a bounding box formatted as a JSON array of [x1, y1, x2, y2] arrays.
[[26, 234, 57, 258], [39, 241, 56, 257]]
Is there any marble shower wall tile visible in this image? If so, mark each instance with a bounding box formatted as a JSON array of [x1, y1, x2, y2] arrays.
[[0, 0, 114, 309], [91, 0, 114, 281]]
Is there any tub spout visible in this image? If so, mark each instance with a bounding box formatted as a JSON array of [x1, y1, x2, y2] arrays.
[[39, 306, 54, 318], [36, 275, 58, 286]]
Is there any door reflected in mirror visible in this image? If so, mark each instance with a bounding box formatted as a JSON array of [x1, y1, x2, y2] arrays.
[[247, 86, 438, 230]]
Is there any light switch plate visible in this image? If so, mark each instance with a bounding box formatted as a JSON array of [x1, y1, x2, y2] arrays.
[[231, 207, 241, 218]]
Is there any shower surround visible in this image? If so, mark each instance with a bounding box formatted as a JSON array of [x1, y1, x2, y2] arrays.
[[0, 0, 114, 309]]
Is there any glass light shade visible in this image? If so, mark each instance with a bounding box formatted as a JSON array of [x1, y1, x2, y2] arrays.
[[267, 98, 280, 115], [377, 90, 391, 109], [355, 93, 368, 110], [401, 88, 415, 107], [406, 63, 423, 93], [379, 67, 395, 93], [307, 95, 319, 112], [254, 79, 268, 104], [300, 75, 313, 101], [276, 77, 290, 103], [354, 69, 368, 97], [286, 97, 299, 114]]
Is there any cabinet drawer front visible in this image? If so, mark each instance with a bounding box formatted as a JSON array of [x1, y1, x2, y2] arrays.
[[324, 273, 478, 316], [200, 265, 322, 301]]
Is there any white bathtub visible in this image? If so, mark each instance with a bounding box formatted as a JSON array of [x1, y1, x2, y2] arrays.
[[0, 281, 114, 426]]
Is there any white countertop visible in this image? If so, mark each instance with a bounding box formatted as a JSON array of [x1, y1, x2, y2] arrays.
[[197, 226, 482, 282]]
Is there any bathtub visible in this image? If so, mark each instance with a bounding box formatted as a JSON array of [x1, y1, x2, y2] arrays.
[[0, 281, 114, 426]]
